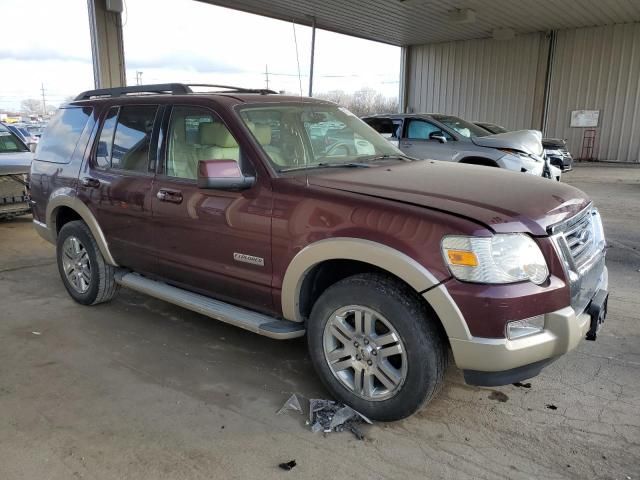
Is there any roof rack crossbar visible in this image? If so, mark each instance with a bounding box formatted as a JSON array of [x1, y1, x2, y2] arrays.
[[186, 84, 278, 95], [74, 83, 193, 100]]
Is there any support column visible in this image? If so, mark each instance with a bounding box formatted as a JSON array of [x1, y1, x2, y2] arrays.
[[308, 17, 316, 97], [87, 0, 126, 89], [399, 46, 410, 113]]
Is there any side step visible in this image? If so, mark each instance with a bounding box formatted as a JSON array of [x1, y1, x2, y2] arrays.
[[115, 272, 305, 340]]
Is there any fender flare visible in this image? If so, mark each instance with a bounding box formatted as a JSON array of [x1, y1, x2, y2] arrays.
[[45, 191, 118, 266], [281, 237, 440, 322]]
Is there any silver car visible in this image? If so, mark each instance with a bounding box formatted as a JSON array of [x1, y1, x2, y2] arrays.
[[363, 114, 560, 180]]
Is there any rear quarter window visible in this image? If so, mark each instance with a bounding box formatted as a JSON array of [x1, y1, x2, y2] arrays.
[[36, 107, 93, 164]]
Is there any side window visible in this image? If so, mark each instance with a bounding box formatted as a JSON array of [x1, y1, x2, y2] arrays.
[[96, 107, 118, 168], [366, 118, 397, 139], [406, 120, 452, 141], [111, 105, 158, 173], [166, 106, 239, 180], [36, 107, 93, 164]]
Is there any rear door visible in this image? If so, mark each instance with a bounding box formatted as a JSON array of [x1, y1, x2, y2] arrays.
[[398, 118, 456, 160], [363, 117, 402, 147], [81, 104, 160, 274], [150, 105, 274, 313]]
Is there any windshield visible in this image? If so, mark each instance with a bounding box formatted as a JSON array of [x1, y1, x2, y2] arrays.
[[0, 125, 29, 153], [238, 103, 406, 172], [432, 115, 490, 138], [484, 123, 508, 134]]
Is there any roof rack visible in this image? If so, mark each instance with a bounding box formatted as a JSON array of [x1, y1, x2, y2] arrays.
[[74, 83, 277, 101], [187, 84, 278, 95]]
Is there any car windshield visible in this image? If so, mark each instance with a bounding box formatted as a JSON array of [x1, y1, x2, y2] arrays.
[[238, 103, 408, 172], [478, 123, 508, 134], [432, 115, 490, 138], [0, 125, 28, 153]]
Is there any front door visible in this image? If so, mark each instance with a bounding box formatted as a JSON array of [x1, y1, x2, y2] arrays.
[[81, 104, 160, 274], [151, 105, 274, 313], [398, 118, 456, 161]]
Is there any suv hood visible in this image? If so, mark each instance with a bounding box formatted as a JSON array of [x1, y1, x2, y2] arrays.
[[307, 160, 589, 235], [0, 151, 32, 175], [471, 130, 543, 156]]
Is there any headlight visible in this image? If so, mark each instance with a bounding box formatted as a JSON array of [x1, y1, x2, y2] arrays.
[[441, 234, 549, 285]]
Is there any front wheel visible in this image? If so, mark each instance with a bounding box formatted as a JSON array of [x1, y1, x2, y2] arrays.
[[307, 273, 448, 421]]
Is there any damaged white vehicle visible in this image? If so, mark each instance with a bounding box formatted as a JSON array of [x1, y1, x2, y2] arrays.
[[0, 124, 32, 220], [362, 113, 561, 180]]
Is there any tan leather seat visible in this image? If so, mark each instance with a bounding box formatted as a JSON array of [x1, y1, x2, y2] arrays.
[[200, 122, 240, 162], [250, 123, 285, 166], [168, 117, 200, 179]]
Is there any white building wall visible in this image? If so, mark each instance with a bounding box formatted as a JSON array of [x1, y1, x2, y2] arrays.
[[405, 23, 640, 162], [546, 23, 640, 162], [405, 32, 549, 131]]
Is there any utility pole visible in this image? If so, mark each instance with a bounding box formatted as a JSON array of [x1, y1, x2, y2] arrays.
[[40, 83, 47, 117], [264, 64, 270, 90]]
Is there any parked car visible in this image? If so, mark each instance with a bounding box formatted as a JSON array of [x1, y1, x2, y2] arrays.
[[0, 123, 32, 219], [30, 84, 608, 421], [475, 121, 573, 172], [3, 123, 38, 147], [362, 113, 559, 179]]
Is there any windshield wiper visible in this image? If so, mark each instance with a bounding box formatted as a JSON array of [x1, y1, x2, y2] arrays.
[[360, 154, 415, 163], [279, 162, 371, 173]]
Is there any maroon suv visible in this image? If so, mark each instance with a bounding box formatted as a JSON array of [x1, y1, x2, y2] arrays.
[[29, 84, 608, 420]]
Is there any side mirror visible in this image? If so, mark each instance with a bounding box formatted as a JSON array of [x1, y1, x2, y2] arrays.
[[429, 132, 447, 143], [197, 159, 255, 190], [28, 142, 37, 153]]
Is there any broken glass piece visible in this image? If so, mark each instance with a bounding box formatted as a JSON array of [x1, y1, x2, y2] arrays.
[[277, 394, 304, 415]]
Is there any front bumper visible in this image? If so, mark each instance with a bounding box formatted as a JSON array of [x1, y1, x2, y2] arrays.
[[449, 266, 607, 385]]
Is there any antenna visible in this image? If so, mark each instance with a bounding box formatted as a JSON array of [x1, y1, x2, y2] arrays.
[[40, 83, 47, 116], [291, 20, 303, 97]]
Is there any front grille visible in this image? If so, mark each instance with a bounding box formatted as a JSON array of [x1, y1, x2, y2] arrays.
[[552, 206, 604, 270]]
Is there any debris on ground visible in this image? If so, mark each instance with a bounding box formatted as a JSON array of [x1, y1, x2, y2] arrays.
[[31, 331, 41, 335], [308, 399, 372, 439], [276, 395, 372, 440], [276, 394, 304, 415], [546, 404, 558, 410], [488, 391, 509, 402], [512, 382, 531, 388], [278, 460, 297, 471]]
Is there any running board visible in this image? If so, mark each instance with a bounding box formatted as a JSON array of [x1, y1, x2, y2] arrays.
[[115, 272, 305, 340]]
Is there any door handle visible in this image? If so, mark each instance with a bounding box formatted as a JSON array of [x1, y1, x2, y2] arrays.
[[157, 189, 183, 204], [81, 177, 100, 188]]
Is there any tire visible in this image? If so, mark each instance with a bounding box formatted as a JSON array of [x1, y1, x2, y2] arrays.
[[56, 220, 119, 305], [307, 273, 448, 421]]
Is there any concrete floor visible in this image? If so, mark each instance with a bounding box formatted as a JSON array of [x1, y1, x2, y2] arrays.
[[0, 165, 638, 480]]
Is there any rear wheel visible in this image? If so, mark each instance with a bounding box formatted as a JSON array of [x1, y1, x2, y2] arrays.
[[56, 220, 119, 305], [307, 273, 447, 421]]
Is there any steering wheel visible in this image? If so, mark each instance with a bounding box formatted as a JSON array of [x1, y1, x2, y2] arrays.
[[325, 142, 355, 157]]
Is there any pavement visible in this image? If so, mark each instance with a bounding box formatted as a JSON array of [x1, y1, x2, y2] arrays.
[[0, 165, 638, 480]]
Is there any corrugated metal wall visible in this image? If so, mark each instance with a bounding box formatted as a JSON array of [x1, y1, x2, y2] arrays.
[[405, 33, 549, 130], [545, 23, 640, 162], [405, 22, 640, 162]]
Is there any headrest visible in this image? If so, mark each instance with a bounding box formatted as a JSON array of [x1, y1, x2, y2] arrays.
[[199, 122, 238, 148], [253, 124, 272, 145]]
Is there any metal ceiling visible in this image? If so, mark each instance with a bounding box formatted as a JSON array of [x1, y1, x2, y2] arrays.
[[198, 0, 640, 46]]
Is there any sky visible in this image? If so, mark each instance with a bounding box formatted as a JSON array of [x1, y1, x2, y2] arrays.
[[0, 0, 400, 112]]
